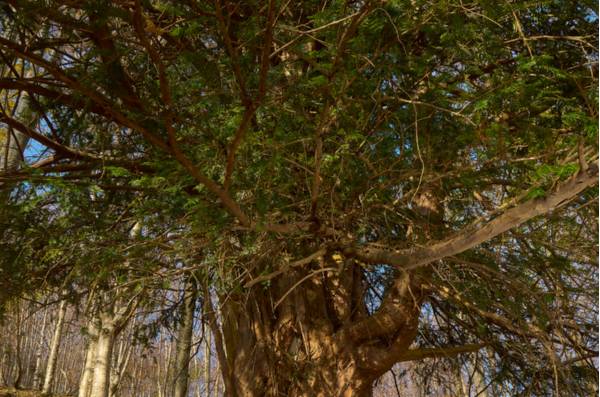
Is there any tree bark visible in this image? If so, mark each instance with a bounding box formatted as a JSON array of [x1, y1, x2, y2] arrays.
[[173, 277, 198, 397], [32, 306, 48, 390], [85, 290, 138, 397], [211, 253, 426, 397], [78, 323, 99, 397], [12, 300, 23, 389], [109, 329, 133, 397], [42, 299, 67, 395], [89, 324, 116, 397], [204, 328, 211, 396]]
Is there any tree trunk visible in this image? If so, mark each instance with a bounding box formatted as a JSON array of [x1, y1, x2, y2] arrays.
[[0, 84, 31, 173], [89, 325, 116, 397], [173, 277, 198, 397], [215, 364, 221, 397], [204, 328, 211, 396], [109, 319, 135, 397], [109, 324, 133, 397], [42, 299, 67, 395], [78, 323, 99, 397], [209, 253, 425, 397], [12, 300, 23, 389], [85, 290, 138, 397], [473, 367, 489, 397], [32, 307, 49, 390]]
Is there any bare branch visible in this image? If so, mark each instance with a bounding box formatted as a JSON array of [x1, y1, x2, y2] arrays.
[[396, 343, 487, 363], [0, 112, 99, 161]]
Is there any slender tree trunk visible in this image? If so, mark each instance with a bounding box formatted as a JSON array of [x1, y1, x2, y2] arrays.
[[156, 331, 164, 397], [214, 362, 221, 397], [166, 336, 174, 396], [109, 327, 133, 397], [204, 328, 211, 396], [174, 277, 198, 397], [42, 299, 67, 395], [12, 300, 23, 389], [473, 367, 489, 397], [32, 307, 49, 390]]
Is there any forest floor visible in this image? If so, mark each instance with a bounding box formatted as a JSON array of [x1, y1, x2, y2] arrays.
[[0, 389, 71, 397]]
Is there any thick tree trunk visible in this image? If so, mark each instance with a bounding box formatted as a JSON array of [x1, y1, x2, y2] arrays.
[[173, 277, 198, 397], [89, 325, 116, 397], [42, 299, 67, 395], [85, 291, 138, 397], [210, 253, 425, 397]]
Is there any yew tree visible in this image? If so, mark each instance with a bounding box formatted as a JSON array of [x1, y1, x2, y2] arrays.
[[0, 0, 598, 396]]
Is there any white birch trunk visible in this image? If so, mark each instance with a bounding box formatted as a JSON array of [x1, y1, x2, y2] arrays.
[[87, 291, 138, 397], [78, 329, 99, 397], [32, 307, 49, 390], [89, 325, 116, 397], [42, 299, 67, 395]]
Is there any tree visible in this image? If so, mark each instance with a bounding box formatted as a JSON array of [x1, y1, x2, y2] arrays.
[[0, 1, 597, 396], [173, 276, 198, 397], [41, 298, 67, 396]]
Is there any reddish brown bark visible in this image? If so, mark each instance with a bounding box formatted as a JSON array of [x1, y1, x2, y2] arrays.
[[211, 254, 425, 397]]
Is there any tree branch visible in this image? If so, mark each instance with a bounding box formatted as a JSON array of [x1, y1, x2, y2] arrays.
[[0, 113, 99, 161], [0, 36, 171, 152], [433, 285, 548, 340], [223, 0, 275, 191], [202, 284, 235, 396], [396, 343, 487, 363], [344, 162, 598, 270], [342, 271, 423, 343]]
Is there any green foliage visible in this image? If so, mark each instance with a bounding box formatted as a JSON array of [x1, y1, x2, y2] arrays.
[[0, 0, 597, 393]]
